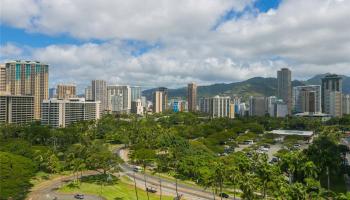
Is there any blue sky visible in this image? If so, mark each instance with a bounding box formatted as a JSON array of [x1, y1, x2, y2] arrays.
[[1, 0, 349, 89], [1, 0, 282, 55]]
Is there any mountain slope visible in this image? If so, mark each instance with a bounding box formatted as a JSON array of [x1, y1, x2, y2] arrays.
[[142, 77, 303, 100], [142, 74, 350, 101], [305, 74, 350, 94]]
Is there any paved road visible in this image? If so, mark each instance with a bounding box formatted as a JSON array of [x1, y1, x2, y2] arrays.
[[27, 171, 104, 200], [117, 148, 240, 200]]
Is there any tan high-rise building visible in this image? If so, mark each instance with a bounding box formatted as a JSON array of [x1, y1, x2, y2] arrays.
[[153, 91, 163, 113], [0, 64, 7, 94], [5, 60, 49, 119], [187, 82, 197, 112], [322, 74, 343, 117], [57, 84, 76, 99]]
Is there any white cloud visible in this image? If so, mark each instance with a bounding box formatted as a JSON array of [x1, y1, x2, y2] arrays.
[[1, 0, 350, 90], [0, 43, 23, 57]]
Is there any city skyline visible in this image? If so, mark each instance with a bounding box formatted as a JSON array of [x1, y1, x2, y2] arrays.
[[1, 0, 350, 90]]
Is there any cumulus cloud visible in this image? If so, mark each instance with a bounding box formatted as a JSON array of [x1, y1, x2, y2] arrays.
[[0, 43, 23, 58], [1, 0, 350, 90]]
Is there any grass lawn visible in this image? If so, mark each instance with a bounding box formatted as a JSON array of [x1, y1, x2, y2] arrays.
[[58, 175, 173, 200]]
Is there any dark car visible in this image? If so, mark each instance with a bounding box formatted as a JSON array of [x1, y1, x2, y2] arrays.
[[219, 193, 229, 198], [146, 187, 157, 193], [74, 194, 84, 199]]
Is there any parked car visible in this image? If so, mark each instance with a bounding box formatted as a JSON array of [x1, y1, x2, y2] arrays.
[[243, 140, 254, 145], [146, 187, 157, 193], [269, 157, 279, 164], [74, 194, 84, 199], [260, 146, 269, 152], [293, 144, 301, 149], [219, 193, 229, 198]]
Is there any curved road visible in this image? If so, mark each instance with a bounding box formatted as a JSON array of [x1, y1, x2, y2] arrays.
[[27, 171, 104, 200]]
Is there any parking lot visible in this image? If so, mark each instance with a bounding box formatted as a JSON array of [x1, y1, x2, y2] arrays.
[[234, 140, 309, 161]]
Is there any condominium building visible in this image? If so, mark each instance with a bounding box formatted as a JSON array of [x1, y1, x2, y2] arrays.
[[0, 95, 34, 124], [343, 94, 350, 115], [41, 98, 100, 128], [277, 68, 292, 114], [107, 85, 131, 113], [131, 86, 141, 102], [0, 64, 7, 94], [322, 74, 343, 117], [274, 100, 288, 118], [92, 80, 107, 111], [85, 86, 92, 101], [49, 88, 56, 99], [131, 99, 144, 115], [187, 82, 197, 112], [158, 87, 168, 111], [266, 96, 277, 117], [199, 96, 234, 118], [249, 96, 266, 117], [5, 60, 49, 119], [153, 91, 163, 113], [293, 85, 321, 114], [57, 84, 76, 99]]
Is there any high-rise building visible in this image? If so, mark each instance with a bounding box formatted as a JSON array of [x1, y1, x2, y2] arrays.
[[131, 99, 143, 115], [266, 96, 277, 117], [5, 60, 49, 119], [274, 100, 288, 117], [343, 94, 350, 115], [0, 95, 34, 124], [57, 84, 76, 99], [107, 85, 131, 113], [131, 86, 141, 102], [322, 74, 343, 117], [92, 80, 107, 111], [41, 98, 100, 128], [85, 86, 92, 101], [199, 96, 233, 118], [200, 97, 210, 114], [187, 82, 197, 112], [277, 68, 292, 114], [249, 96, 266, 117], [0, 64, 7, 94], [49, 88, 56, 99], [153, 91, 163, 113], [293, 85, 321, 114], [157, 87, 168, 111]]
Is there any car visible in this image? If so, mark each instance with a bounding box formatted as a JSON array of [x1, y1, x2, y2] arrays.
[[74, 194, 84, 199], [146, 187, 157, 193], [269, 157, 279, 164], [293, 144, 301, 149], [219, 193, 229, 198], [133, 166, 142, 172], [260, 146, 269, 152], [243, 140, 254, 145]]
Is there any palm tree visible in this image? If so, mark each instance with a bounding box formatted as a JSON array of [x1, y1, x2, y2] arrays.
[[132, 148, 155, 200]]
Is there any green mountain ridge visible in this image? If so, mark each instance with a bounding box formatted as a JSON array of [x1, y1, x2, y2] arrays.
[[142, 74, 350, 100]]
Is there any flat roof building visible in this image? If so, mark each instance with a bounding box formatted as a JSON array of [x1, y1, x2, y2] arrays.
[[0, 95, 34, 124], [41, 98, 100, 128]]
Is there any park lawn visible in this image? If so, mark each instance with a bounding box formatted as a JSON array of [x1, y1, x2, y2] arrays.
[[59, 176, 174, 200]]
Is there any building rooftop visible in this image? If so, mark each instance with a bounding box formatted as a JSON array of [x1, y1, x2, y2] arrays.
[[270, 130, 314, 137]]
